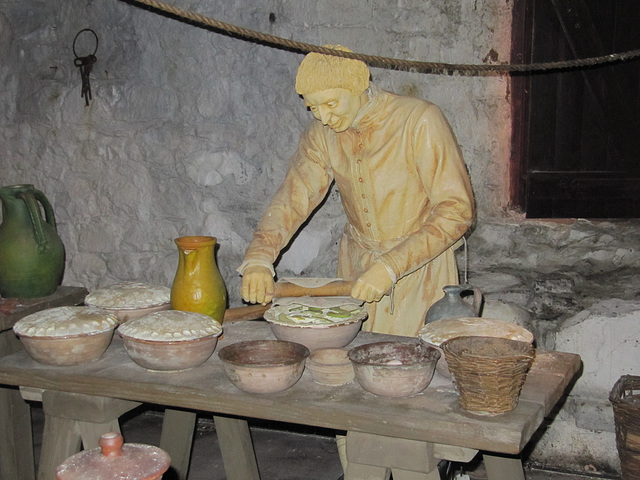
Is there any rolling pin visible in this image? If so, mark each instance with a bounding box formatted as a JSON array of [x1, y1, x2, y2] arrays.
[[222, 279, 354, 323]]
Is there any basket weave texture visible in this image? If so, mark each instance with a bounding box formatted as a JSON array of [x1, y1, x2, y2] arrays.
[[610, 375, 640, 480], [442, 336, 535, 415]]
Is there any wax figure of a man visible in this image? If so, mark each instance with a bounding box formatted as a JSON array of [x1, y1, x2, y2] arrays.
[[239, 46, 475, 337]]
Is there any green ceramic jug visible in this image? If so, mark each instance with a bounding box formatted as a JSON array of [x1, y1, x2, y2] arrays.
[[0, 184, 65, 298]]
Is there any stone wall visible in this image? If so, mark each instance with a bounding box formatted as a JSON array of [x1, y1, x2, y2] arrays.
[[1, 0, 638, 476]]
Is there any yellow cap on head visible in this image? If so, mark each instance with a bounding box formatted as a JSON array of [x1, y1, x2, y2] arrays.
[[295, 45, 370, 96]]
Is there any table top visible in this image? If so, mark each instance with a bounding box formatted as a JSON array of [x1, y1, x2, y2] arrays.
[[0, 320, 581, 455]]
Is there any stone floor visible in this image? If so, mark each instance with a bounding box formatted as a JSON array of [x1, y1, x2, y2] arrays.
[[32, 404, 619, 480]]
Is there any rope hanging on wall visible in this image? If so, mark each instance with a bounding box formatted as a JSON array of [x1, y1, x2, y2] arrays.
[[120, 0, 640, 76]]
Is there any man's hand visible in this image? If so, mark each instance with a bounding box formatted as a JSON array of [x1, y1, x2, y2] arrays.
[[241, 265, 275, 305], [350, 262, 394, 303]]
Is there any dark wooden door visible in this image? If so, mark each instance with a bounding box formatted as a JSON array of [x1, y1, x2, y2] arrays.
[[512, 0, 640, 218]]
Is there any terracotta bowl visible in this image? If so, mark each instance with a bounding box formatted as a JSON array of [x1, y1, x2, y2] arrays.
[[218, 340, 309, 394], [418, 317, 534, 378], [117, 310, 222, 371], [348, 341, 441, 397], [268, 319, 362, 352], [13, 306, 119, 366], [120, 334, 220, 372], [18, 329, 115, 366], [306, 348, 354, 386]]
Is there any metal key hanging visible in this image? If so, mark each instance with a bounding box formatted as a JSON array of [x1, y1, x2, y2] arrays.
[[73, 29, 99, 106]]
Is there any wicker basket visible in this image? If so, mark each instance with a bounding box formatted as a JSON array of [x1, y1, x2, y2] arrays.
[[610, 375, 640, 480], [441, 336, 535, 415]]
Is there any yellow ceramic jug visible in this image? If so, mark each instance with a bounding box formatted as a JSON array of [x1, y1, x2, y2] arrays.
[[170, 236, 227, 323]]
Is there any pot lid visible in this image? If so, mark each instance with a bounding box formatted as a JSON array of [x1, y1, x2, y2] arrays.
[[56, 432, 171, 480]]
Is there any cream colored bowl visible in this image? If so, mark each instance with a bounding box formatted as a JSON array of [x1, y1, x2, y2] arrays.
[[118, 310, 222, 371], [13, 306, 119, 366]]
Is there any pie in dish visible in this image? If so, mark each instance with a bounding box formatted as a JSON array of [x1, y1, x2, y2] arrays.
[[117, 310, 222, 341], [13, 306, 119, 338], [265, 296, 366, 327], [85, 282, 171, 310]]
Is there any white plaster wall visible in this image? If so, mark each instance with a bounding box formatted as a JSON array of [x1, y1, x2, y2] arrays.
[[0, 0, 511, 300]]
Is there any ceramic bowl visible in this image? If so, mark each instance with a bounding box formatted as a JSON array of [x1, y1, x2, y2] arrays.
[[13, 306, 119, 366], [117, 310, 222, 371], [306, 348, 354, 386], [418, 317, 534, 377], [268, 320, 363, 352], [218, 340, 310, 394], [348, 341, 441, 397], [263, 299, 367, 351], [120, 334, 220, 372], [18, 330, 115, 366]]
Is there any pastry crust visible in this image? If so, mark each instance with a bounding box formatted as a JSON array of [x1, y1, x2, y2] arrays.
[[13, 306, 119, 337], [85, 282, 170, 310], [117, 310, 222, 341]]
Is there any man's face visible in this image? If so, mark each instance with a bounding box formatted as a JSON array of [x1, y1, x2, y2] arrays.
[[303, 88, 362, 133]]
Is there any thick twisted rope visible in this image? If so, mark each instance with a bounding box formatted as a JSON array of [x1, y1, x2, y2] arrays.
[[120, 0, 640, 76]]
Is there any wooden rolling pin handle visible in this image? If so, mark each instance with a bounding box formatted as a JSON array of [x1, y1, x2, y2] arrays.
[[222, 304, 270, 323], [273, 280, 354, 298], [221, 280, 355, 323]]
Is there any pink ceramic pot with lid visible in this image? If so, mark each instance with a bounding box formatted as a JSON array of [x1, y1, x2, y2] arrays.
[[56, 432, 171, 480]]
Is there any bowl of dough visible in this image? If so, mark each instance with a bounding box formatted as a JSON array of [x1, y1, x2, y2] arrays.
[[218, 339, 310, 394], [264, 297, 367, 351], [84, 282, 171, 323], [117, 310, 222, 371], [13, 306, 119, 366], [348, 340, 441, 397]]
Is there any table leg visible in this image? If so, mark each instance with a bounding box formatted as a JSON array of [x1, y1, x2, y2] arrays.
[[37, 416, 82, 480], [0, 386, 36, 480], [391, 469, 440, 480], [213, 415, 260, 480], [160, 409, 196, 480], [345, 462, 391, 480], [0, 330, 36, 480], [483, 453, 526, 480]]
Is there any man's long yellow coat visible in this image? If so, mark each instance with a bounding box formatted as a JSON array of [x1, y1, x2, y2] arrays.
[[242, 85, 475, 336]]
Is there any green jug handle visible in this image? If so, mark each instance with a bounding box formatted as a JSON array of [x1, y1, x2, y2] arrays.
[[17, 189, 54, 251], [33, 188, 57, 230], [460, 284, 483, 316]]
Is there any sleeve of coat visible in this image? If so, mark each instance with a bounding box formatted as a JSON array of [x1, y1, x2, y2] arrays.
[[241, 123, 334, 268], [378, 104, 475, 279]]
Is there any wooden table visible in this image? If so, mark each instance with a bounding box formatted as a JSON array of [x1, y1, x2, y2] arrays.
[[0, 320, 581, 480], [0, 286, 88, 480]]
